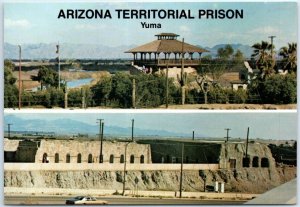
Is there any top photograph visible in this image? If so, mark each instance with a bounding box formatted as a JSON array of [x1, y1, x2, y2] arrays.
[[3, 2, 297, 110]]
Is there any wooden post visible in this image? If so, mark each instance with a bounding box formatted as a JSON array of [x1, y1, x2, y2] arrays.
[[181, 38, 185, 105], [81, 88, 85, 109], [165, 61, 169, 108], [64, 90, 68, 109]]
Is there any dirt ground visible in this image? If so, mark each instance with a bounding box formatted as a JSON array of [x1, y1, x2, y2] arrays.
[[13, 70, 110, 90], [158, 103, 297, 110]]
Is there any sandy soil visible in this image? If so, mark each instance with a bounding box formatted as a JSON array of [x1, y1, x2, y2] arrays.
[[158, 104, 297, 110], [13, 70, 110, 90]]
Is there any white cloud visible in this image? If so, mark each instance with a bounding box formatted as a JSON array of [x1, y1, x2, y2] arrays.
[[5, 18, 31, 29], [75, 24, 106, 30], [250, 26, 279, 35], [179, 25, 192, 38]]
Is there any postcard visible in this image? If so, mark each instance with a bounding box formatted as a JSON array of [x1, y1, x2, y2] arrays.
[[2, 1, 298, 205], [3, 1, 297, 110]]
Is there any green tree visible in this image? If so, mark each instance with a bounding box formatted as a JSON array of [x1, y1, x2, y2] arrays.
[[4, 60, 18, 108], [233, 49, 245, 62], [257, 74, 296, 104], [91, 76, 112, 106], [279, 43, 297, 73], [251, 41, 275, 78], [217, 45, 234, 60], [110, 72, 132, 108], [31, 67, 59, 90]]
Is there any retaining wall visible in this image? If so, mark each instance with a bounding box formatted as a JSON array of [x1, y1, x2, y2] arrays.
[[4, 163, 219, 171]]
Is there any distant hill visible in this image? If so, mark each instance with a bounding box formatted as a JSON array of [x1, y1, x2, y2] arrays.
[[4, 42, 136, 59], [4, 42, 254, 59], [4, 115, 203, 138]]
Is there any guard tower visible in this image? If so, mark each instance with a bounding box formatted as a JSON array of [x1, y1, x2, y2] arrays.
[[125, 33, 209, 68]]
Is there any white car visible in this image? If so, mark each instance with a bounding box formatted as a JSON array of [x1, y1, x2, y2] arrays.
[[66, 196, 108, 205]]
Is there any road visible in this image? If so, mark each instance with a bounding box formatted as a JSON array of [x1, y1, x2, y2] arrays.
[[5, 195, 246, 205]]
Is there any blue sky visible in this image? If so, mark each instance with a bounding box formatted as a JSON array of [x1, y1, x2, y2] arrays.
[[4, 112, 297, 140], [4, 2, 297, 49]]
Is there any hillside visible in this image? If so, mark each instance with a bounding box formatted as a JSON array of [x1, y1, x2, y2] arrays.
[[4, 42, 253, 59]]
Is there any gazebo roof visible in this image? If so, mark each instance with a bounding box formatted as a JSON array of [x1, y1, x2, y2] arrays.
[[125, 34, 209, 53]]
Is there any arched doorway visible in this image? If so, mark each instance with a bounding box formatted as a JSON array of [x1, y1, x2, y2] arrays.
[[261, 157, 269, 168], [77, 153, 81, 163], [88, 154, 93, 163], [140, 155, 144, 164], [120, 154, 124, 163], [130, 155, 134, 163], [66, 153, 71, 163], [253, 156, 259, 167], [55, 153, 59, 163], [42, 153, 48, 163], [109, 155, 114, 163]]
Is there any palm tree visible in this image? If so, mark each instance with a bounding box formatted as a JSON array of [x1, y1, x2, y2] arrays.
[[251, 41, 275, 78], [279, 43, 297, 73]]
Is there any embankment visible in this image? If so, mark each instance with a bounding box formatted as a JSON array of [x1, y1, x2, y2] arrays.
[[4, 165, 295, 194]]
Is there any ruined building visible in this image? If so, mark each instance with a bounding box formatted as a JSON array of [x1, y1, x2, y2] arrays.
[[4, 138, 278, 170]]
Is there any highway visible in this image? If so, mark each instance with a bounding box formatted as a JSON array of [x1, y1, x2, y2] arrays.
[[5, 195, 246, 205]]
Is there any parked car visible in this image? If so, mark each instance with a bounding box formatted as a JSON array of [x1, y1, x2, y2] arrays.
[[66, 196, 108, 205]]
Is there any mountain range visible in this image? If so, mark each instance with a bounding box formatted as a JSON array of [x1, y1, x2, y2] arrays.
[[4, 42, 254, 59], [4, 115, 203, 138]]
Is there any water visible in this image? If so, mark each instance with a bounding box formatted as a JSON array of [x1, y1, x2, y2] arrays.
[[31, 78, 93, 91], [67, 78, 93, 88]]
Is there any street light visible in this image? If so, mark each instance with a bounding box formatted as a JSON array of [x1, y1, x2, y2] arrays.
[[122, 142, 131, 196]]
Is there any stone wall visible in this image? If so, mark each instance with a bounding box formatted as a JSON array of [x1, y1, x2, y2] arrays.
[[138, 140, 221, 164], [36, 140, 152, 164], [219, 142, 275, 169], [4, 139, 152, 164]]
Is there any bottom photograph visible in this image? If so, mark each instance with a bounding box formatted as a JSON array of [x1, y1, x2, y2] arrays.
[[3, 112, 297, 205]]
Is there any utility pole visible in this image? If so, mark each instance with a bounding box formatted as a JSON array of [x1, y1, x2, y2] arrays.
[[179, 143, 184, 198], [100, 122, 104, 163], [245, 127, 250, 158], [224, 128, 231, 143], [268, 36, 276, 56], [18, 45, 22, 110], [132, 78, 136, 109], [56, 43, 61, 90], [7, 124, 12, 139], [97, 119, 103, 163], [131, 119, 134, 142]]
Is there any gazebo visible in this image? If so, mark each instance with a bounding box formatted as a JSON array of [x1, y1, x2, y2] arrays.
[[125, 33, 209, 68]]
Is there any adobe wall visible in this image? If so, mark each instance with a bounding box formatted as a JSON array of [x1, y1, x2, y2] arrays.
[[219, 142, 276, 169], [138, 140, 221, 164], [35, 140, 152, 164]]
